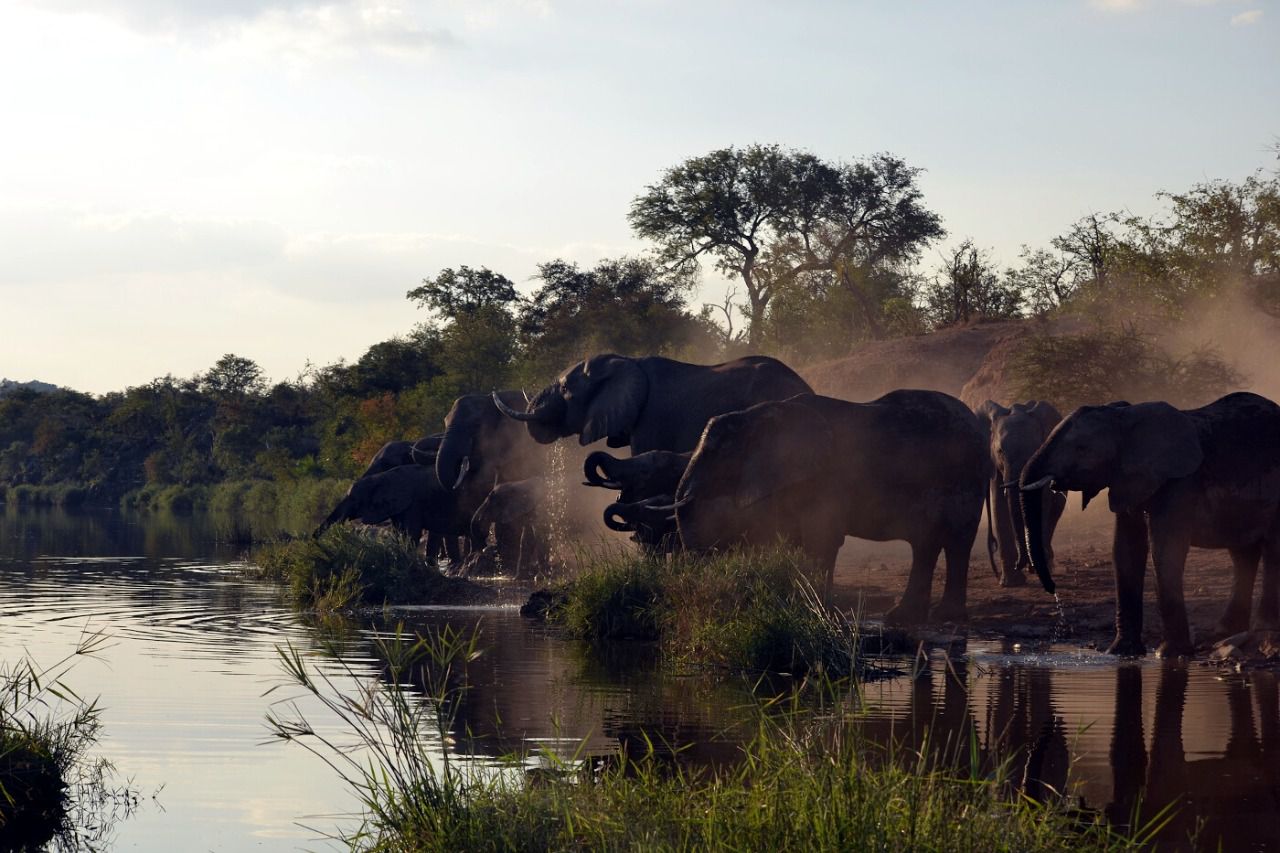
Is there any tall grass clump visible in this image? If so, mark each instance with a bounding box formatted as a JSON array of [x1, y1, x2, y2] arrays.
[[1009, 327, 1242, 411], [551, 548, 864, 677], [0, 632, 134, 848], [269, 625, 1161, 853], [253, 524, 470, 610]]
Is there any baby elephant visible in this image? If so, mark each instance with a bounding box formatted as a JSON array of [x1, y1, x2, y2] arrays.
[[584, 449, 691, 550], [976, 401, 1065, 588], [470, 479, 551, 579]]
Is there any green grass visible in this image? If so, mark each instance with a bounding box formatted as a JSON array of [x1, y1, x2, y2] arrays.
[[120, 477, 350, 542], [2, 483, 95, 508], [269, 625, 1165, 853], [0, 633, 117, 847], [253, 523, 477, 610], [546, 548, 866, 678]]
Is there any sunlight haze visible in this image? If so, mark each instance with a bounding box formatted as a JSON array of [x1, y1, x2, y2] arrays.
[[1, 0, 1275, 393]]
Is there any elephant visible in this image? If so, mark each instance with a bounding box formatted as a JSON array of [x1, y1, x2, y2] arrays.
[[315, 463, 472, 551], [673, 389, 987, 621], [492, 354, 812, 454], [469, 478, 551, 579], [359, 434, 444, 478], [975, 401, 1065, 588], [1020, 391, 1280, 657], [584, 449, 691, 549]]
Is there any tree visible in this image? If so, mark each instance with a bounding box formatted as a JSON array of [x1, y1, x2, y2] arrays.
[[921, 240, 1022, 327], [406, 266, 519, 320], [519, 257, 712, 375], [199, 354, 266, 399], [630, 145, 944, 343]]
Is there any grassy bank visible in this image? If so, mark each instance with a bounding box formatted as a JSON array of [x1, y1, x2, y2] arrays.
[[253, 524, 489, 610], [0, 483, 98, 508], [0, 636, 114, 848], [539, 549, 867, 677], [271, 627, 1158, 853], [121, 477, 349, 539]]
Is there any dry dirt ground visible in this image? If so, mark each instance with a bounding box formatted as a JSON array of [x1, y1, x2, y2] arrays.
[[831, 535, 1245, 653]]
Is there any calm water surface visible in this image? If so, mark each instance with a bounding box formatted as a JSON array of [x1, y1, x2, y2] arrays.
[[1, 506, 1278, 850]]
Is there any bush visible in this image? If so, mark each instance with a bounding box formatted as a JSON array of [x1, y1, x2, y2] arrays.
[[253, 524, 489, 610], [1008, 328, 1243, 411], [548, 548, 865, 677]]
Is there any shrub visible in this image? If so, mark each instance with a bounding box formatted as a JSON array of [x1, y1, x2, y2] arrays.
[[548, 548, 865, 677], [1008, 328, 1243, 411]]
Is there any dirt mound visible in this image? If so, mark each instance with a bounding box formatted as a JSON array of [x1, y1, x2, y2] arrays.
[[801, 320, 1030, 403]]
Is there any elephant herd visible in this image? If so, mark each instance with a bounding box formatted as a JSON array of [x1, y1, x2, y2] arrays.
[[320, 350, 1280, 658]]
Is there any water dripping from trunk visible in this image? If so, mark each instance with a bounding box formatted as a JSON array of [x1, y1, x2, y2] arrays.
[[544, 441, 569, 570], [1050, 592, 1073, 642]]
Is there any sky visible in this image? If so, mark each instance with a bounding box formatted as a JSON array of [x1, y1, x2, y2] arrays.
[[0, 0, 1275, 394]]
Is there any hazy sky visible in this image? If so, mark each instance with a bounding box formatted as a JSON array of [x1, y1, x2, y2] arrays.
[[1, 0, 1275, 393]]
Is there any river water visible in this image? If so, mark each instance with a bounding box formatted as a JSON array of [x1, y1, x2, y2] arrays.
[[1, 506, 1277, 850]]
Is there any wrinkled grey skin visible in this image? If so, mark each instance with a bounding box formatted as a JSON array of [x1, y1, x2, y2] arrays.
[[975, 401, 1065, 588], [316, 464, 467, 547], [675, 390, 988, 623], [1021, 392, 1280, 657], [359, 434, 444, 478], [585, 449, 691, 550], [496, 354, 812, 454], [469, 479, 550, 579]]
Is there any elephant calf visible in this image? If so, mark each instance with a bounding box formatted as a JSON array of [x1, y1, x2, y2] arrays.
[[470, 479, 552, 579], [976, 400, 1065, 587], [584, 449, 691, 550], [316, 463, 469, 551], [674, 389, 988, 622], [1021, 392, 1280, 657]]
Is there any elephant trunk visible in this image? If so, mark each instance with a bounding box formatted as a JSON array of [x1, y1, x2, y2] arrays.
[[435, 423, 474, 492], [583, 451, 623, 489], [604, 503, 634, 532], [1009, 483, 1031, 571], [518, 387, 568, 445], [1021, 483, 1055, 594]]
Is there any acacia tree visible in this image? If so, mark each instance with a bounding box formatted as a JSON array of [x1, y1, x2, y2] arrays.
[[629, 145, 944, 344], [921, 240, 1022, 327]]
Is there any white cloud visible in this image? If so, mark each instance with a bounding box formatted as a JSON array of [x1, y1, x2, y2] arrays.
[[1230, 8, 1264, 24], [1090, 0, 1151, 12], [22, 0, 457, 60]]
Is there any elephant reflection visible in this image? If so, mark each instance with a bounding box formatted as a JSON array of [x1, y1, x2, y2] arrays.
[[1107, 664, 1280, 849]]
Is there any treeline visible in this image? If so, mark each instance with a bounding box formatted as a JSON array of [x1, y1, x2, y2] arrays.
[[1, 146, 1276, 508]]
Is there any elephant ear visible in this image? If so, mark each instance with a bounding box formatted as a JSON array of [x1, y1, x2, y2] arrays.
[[580, 355, 648, 446], [1109, 402, 1203, 512], [974, 400, 1008, 446], [735, 403, 833, 509], [1025, 401, 1063, 441]]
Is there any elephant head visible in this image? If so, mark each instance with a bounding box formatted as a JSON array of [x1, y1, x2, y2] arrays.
[[603, 494, 686, 533], [494, 354, 648, 447], [675, 398, 830, 552], [981, 401, 1063, 579], [583, 449, 691, 503], [1020, 401, 1202, 593], [436, 391, 540, 496], [471, 479, 541, 542]]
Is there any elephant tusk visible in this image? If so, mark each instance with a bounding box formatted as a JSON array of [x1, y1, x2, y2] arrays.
[[1021, 475, 1054, 491], [492, 391, 539, 421], [452, 456, 471, 489], [521, 388, 531, 403], [581, 479, 622, 490], [644, 496, 691, 512]]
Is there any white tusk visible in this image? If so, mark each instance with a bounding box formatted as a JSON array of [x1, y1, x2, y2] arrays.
[[645, 495, 692, 512], [453, 456, 471, 489], [1021, 475, 1054, 491]]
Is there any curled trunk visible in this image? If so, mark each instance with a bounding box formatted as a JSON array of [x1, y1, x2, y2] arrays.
[[1021, 486, 1056, 594], [583, 451, 622, 488]]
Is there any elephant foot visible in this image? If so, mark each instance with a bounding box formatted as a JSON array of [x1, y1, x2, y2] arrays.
[[1155, 639, 1194, 659], [930, 600, 969, 624], [1105, 635, 1147, 657], [884, 600, 929, 626], [999, 571, 1027, 589]]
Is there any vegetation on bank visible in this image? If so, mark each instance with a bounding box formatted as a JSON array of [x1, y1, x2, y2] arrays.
[[0, 635, 123, 848], [538, 548, 869, 678], [270, 625, 1163, 853], [253, 524, 489, 610]]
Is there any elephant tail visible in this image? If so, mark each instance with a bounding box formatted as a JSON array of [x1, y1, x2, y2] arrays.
[[984, 480, 1000, 581]]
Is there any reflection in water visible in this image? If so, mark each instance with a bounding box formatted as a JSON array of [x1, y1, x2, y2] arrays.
[[3, 507, 1280, 850]]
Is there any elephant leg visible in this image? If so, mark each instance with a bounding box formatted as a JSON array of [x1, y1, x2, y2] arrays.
[[991, 479, 1022, 586], [1148, 516, 1194, 658], [885, 539, 942, 626], [1107, 510, 1150, 656], [1259, 539, 1280, 630], [932, 539, 971, 623], [425, 531, 443, 566], [444, 535, 462, 570], [1218, 543, 1261, 636]]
